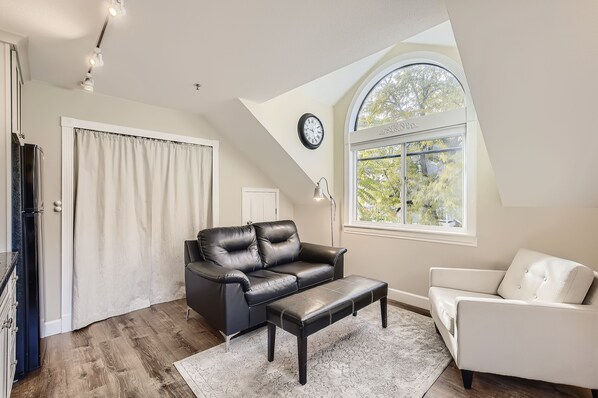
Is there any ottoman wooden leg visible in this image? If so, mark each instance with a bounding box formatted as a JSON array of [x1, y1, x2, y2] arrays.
[[267, 323, 276, 362], [380, 296, 388, 328], [298, 336, 307, 385]]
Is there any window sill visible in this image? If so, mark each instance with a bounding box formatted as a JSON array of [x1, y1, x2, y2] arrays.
[[343, 224, 477, 247]]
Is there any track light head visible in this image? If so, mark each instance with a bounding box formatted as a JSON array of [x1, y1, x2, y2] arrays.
[[89, 47, 104, 68], [109, 0, 126, 17], [81, 73, 94, 92]]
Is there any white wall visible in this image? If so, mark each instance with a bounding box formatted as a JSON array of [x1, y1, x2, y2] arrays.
[[22, 80, 293, 323], [242, 87, 337, 246], [243, 90, 334, 191], [333, 43, 598, 302]]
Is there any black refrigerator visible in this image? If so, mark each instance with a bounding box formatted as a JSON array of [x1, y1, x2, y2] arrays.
[[13, 143, 43, 378]]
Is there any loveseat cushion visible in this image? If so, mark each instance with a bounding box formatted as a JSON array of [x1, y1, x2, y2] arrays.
[[253, 220, 301, 267], [497, 249, 594, 304], [198, 225, 262, 273], [269, 261, 334, 289], [429, 287, 501, 335], [245, 269, 298, 306]]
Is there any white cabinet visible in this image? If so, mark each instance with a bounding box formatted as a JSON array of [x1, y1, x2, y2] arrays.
[[0, 269, 17, 398], [0, 42, 23, 252]]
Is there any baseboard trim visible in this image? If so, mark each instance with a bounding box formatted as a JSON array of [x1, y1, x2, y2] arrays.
[[41, 319, 62, 338], [388, 288, 429, 310]]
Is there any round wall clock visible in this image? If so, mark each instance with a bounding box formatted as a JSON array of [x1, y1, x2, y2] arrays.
[[297, 113, 324, 150]]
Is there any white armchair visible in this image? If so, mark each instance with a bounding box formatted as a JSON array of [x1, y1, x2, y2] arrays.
[[429, 249, 598, 396]]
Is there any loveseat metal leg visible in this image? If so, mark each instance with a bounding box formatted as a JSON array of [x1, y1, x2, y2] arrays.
[[185, 307, 191, 321], [461, 370, 474, 389], [219, 331, 239, 352]]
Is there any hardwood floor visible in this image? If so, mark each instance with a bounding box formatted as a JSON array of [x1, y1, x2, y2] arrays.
[[12, 299, 592, 397]]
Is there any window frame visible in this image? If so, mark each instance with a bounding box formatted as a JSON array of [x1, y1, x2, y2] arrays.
[[344, 52, 477, 246]]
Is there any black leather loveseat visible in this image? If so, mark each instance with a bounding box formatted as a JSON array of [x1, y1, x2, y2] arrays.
[[184, 220, 347, 350]]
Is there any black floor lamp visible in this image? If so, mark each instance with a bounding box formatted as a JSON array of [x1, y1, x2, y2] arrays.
[[313, 177, 336, 246]]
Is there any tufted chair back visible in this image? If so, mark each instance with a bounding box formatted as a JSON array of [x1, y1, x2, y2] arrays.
[[197, 225, 263, 273], [497, 249, 595, 304], [253, 220, 301, 267]]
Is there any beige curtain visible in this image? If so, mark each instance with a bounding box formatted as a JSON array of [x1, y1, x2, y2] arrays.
[[72, 129, 212, 329]]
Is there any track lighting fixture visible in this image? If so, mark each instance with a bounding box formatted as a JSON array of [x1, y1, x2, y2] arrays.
[[81, 73, 94, 92], [108, 0, 126, 17], [80, 2, 126, 92], [89, 47, 104, 68]]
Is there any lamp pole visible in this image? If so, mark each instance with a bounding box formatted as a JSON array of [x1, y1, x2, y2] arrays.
[[314, 177, 336, 246]]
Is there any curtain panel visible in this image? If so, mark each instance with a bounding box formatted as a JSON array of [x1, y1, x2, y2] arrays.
[[72, 128, 212, 329]]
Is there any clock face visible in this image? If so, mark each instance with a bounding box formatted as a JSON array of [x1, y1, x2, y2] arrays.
[[298, 113, 324, 149]]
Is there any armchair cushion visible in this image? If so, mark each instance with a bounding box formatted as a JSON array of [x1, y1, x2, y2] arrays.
[[198, 225, 262, 273], [253, 220, 301, 267], [429, 287, 500, 335], [245, 269, 298, 306], [498, 249, 594, 304], [269, 261, 334, 289]]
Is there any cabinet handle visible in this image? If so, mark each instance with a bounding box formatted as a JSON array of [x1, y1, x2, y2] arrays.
[[2, 318, 13, 329], [14, 326, 18, 333], [13, 301, 18, 308]]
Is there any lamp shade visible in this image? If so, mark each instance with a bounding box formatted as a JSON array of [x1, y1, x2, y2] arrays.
[[313, 185, 324, 200]]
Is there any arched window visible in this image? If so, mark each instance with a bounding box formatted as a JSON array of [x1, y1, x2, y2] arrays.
[[346, 56, 475, 241]]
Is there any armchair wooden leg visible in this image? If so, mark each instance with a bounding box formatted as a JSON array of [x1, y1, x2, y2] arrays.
[[591, 389, 597, 398], [461, 370, 474, 389]]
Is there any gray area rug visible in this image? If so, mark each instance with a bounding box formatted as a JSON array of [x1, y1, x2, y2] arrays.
[[174, 304, 451, 398]]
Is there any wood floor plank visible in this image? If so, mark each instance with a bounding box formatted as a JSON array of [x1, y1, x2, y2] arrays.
[[11, 298, 593, 397]]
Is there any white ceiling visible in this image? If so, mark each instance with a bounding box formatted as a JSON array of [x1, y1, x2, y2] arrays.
[[0, 0, 448, 114], [447, 0, 598, 207]]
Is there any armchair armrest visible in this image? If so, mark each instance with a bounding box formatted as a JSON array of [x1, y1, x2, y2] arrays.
[[186, 261, 251, 292], [299, 242, 347, 265], [455, 297, 598, 389], [430, 267, 506, 295]]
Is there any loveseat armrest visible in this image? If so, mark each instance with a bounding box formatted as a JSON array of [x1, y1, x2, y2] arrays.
[[187, 261, 251, 292], [299, 242, 347, 265], [455, 297, 598, 389], [299, 242, 347, 280], [430, 267, 506, 295]]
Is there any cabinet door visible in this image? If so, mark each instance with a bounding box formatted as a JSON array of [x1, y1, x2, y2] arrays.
[[10, 50, 22, 135], [0, 301, 9, 398]]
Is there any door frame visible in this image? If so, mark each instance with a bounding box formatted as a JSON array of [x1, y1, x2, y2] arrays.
[[241, 187, 279, 225], [59, 116, 219, 335]]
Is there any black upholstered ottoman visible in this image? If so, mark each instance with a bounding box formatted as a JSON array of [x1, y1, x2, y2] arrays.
[[266, 275, 388, 384]]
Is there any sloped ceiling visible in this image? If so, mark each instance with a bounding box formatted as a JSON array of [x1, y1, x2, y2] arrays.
[[447, 0, 598, 207]]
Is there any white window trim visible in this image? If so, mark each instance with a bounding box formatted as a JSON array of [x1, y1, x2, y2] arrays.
[[343, 51, 477, 246], [59, 116, 220, 335]]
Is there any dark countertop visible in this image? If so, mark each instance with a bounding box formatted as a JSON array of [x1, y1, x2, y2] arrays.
[[0, 252, 18, 295]]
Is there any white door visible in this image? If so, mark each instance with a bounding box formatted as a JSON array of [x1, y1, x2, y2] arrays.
[[242, 188, 278, 224]]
